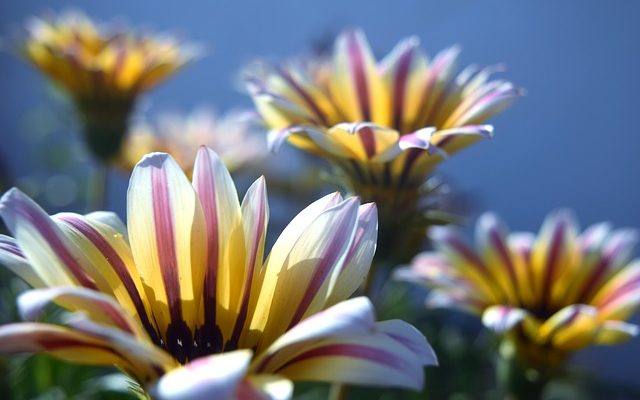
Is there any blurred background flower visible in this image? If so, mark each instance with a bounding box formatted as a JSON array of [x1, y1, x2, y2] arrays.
[[17, 10, 197, 162], [246, 28, 520, 270], [398, 210, 640, 397], [117, 107, 265, 176]]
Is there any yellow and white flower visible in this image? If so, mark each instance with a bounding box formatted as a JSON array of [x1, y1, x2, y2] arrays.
[[398, 211, 639, 367], [0, 147, 436, 399], [20, 10, 196, 160], [246, 28, 520, 203], [118, 108, 266, 176]]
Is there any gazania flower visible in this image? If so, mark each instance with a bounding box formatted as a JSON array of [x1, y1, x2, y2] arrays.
[[117, 108, 266, 176], [397, 211, 639, 368], [246, 29, 520, 263], [20, 10, 196, 160], [246, 29, 519, 208], [0, 147, 436, 398]]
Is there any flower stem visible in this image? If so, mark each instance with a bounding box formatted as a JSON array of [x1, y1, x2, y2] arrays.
[[87, 164, 109, 212], [496, 340, 551, 400], [329, 383, 349, 400]]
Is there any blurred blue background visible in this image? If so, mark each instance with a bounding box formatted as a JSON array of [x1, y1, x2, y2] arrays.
[[1, 0, 639, 388]]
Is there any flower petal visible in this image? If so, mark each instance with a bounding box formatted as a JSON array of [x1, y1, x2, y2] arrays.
[[254, 197, 360, 350], [18, 287, 145, 339], [326, 202, 378, 306], [330, 29, 389, 126], [152, 350, 252, 400], [253, 297, 431, 391], [535, 305, 599, 351], [127, 152, 207, 355], [0, 234, 45, 288], [0, 188, 95, 288], [192, 147, 244, 344], [594, 320, 639, 345], [482, 305, 530, 334], [53, 212, 156, 338], [236, 375, 293, 400]]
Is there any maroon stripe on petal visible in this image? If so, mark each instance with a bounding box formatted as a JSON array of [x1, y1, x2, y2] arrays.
[[358, 126, 377, 159], [287, 205, 356, 329], [540, 220, 566, 309], [275, 343, 406, 374], [194, 151, 220, 338], [58, 215, 159, 343], [489, 229, 520, 300], [278, 67, 327, 125], [151, 167, 182, 324], [599, 276, 640, 307], [347, 32, 371, 121], [227, 183, 267, 350], [12, 200, 96, 289], [0, 238, 24, 258], [392, 46, 414, 130]]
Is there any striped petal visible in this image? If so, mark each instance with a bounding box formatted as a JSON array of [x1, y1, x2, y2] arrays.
[[253, 297, 433, 391], [0, 234, 45, 288], [192, 147, 244, 344], [247, 193, 342, 338], [18, 287, 146, 340], [0, 188, 95, 287], [306, 123, 399, 161], [593, 260, 640, 320], [330, 29, 390, 126], [535, 305, 599, 351], [531, 210, 579, 310], [380, 36, 429, 133], [429, 225, 500, 303], [227, 176, 269, 349], [152, 350, 252, 400], [326, 202, 378, 306], [254, 197, 360, 350], [127, 152, 207, 360], [52, 212, 155, 336], [0, 321, 171, 382], [431, 124, 494, 156]]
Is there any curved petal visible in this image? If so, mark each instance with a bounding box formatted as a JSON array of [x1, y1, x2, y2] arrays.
[[330, 29, 389, 126], [482, 305, 531, 334], [0, 322, 170, 382], [0, 188, 94, 287], [151, 350, 252, 400], [53, 212, 154, 334], [253, 297, 432, 391], [192, 147, 244, 343], [127, 152, 207, 355], [253, 197, 360, 350], [0, 234, 45, 288], [247, 193, 342, 340], [531, 210, 579, 310], [326, 202, 378, 306], [594, 320, 639, 345], [18, 287, 146, 340], [535, 305, 599, 351], [228, 176, 269, 349]]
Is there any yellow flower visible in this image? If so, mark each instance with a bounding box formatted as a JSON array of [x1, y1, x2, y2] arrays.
[[20, 10, 197, 160], [0, 147, 436, 398], [246, 29, 520, 204], [117, 108, 266, 177], [397, 211, 639, 367]]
